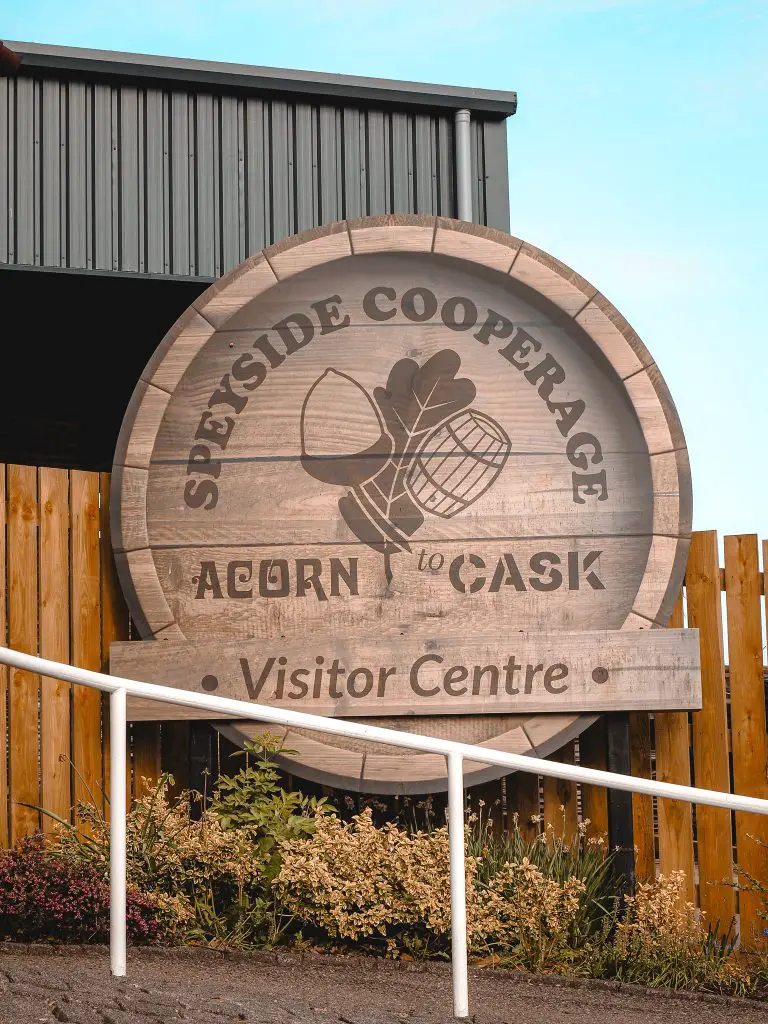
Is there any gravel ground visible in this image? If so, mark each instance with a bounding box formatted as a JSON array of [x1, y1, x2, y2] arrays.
[[1, 946, 767, 1024]]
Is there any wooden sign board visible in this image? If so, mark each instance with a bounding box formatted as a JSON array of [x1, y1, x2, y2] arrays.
[[113, 629, 701, 721], [111, 215, 693, 791]]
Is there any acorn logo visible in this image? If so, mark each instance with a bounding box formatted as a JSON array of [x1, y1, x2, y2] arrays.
[[300, 349, 511, 582]]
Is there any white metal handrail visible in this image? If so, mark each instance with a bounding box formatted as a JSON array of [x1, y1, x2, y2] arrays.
[[2, 646, 768, 1018]]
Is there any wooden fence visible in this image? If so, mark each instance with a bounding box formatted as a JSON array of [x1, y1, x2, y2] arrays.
[[1, 464, 767, 941]]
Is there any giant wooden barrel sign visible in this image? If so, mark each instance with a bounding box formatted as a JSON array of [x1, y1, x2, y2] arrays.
[[111, 216, 694, 792]]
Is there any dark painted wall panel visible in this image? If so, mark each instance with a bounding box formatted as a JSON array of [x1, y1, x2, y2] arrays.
[[1, 74, 511, 278]]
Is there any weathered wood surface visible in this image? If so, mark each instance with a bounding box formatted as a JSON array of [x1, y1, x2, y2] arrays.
[[71, 472, 103, 821], [39, 468, 71, 830], [112, 216, 692, 790], [724, 534, 768, 947], [112, 629, 701, 721], [655, 590, 695, 903], [8, 464, 40, 840], [687, 531, 736, 931]]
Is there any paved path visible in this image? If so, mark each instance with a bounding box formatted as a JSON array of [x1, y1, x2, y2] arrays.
[[1, 946, 767, 1024]]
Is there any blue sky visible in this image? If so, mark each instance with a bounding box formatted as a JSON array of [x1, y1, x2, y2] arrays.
[[4, 0, 767, 541]]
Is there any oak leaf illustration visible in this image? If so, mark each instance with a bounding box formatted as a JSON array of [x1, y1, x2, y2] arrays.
[[338, 349, 476, 581]]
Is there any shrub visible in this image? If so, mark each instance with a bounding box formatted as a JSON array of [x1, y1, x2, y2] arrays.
[[0, 836, 176, 944], [275, 808, 602, 968], [475, 858, 588, 973], [275, 808, 477, 955], [470, 809, 618, 949], [211, 735, 326, 881], [22, 743, 766, 997], [588, 871, 753, 997], [47, 735, 324, 947]]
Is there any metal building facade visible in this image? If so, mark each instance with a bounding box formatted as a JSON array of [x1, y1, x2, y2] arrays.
[[1, 43, 515, 280]]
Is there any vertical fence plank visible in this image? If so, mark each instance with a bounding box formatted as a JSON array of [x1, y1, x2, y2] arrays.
[[687, 531, 736, 930], [7, 464, 40, 840], [39, 468, 71, 829], [70, 471, 103, 815], [0, 466, 8, 847], [579, 718, 609, 841], [99, 472, 130, 814], [543, 741, 578, 843], [655, 590, 695, 902], [724, 534, 768, 947], [629, 712, 655, 881], [506, 770, 539, 840]]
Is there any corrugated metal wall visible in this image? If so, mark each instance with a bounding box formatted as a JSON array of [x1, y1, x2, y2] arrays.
[[0, 74, 509, 279]]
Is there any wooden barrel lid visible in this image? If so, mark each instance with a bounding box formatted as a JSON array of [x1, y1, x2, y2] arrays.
[[112, 215, 691, 793]]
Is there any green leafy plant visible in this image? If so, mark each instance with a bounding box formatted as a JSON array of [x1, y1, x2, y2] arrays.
[[210, 734, 327, 881]]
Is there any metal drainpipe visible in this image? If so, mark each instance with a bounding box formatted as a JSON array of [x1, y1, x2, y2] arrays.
[[454, 108, 473, 222]]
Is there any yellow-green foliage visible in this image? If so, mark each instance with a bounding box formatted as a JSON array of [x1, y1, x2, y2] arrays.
[[59, 779, 265, 893], [55, 778, 269, 945], [275, 809, 474, 944], [616, 871, 700, 956], [477, 858, 587, 971], [275, 809, 588, 968], [594, 871, 753, 996]]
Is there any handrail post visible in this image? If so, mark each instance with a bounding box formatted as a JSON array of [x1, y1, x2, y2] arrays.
[[110, 687, 127, 977], [447, 751, 469, 1018]]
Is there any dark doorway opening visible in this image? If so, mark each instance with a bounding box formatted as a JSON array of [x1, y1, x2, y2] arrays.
[[1, 266, 208, 470]]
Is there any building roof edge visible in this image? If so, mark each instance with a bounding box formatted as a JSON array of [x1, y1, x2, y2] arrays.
[[6, 40, 518, 117]]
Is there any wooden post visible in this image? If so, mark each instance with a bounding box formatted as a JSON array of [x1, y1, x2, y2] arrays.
[[70, 471, 103, 819], [39, 468, 71, 829], [132, 723, 162, 801], [8, 464, 40, 840], [606, 713, 635, 898], [629, 712, 655, 881], [687, 531, 736, 932], [655, 589, 696, 902], [505, 771, 540, 841], [724, 534, 768, 948]]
